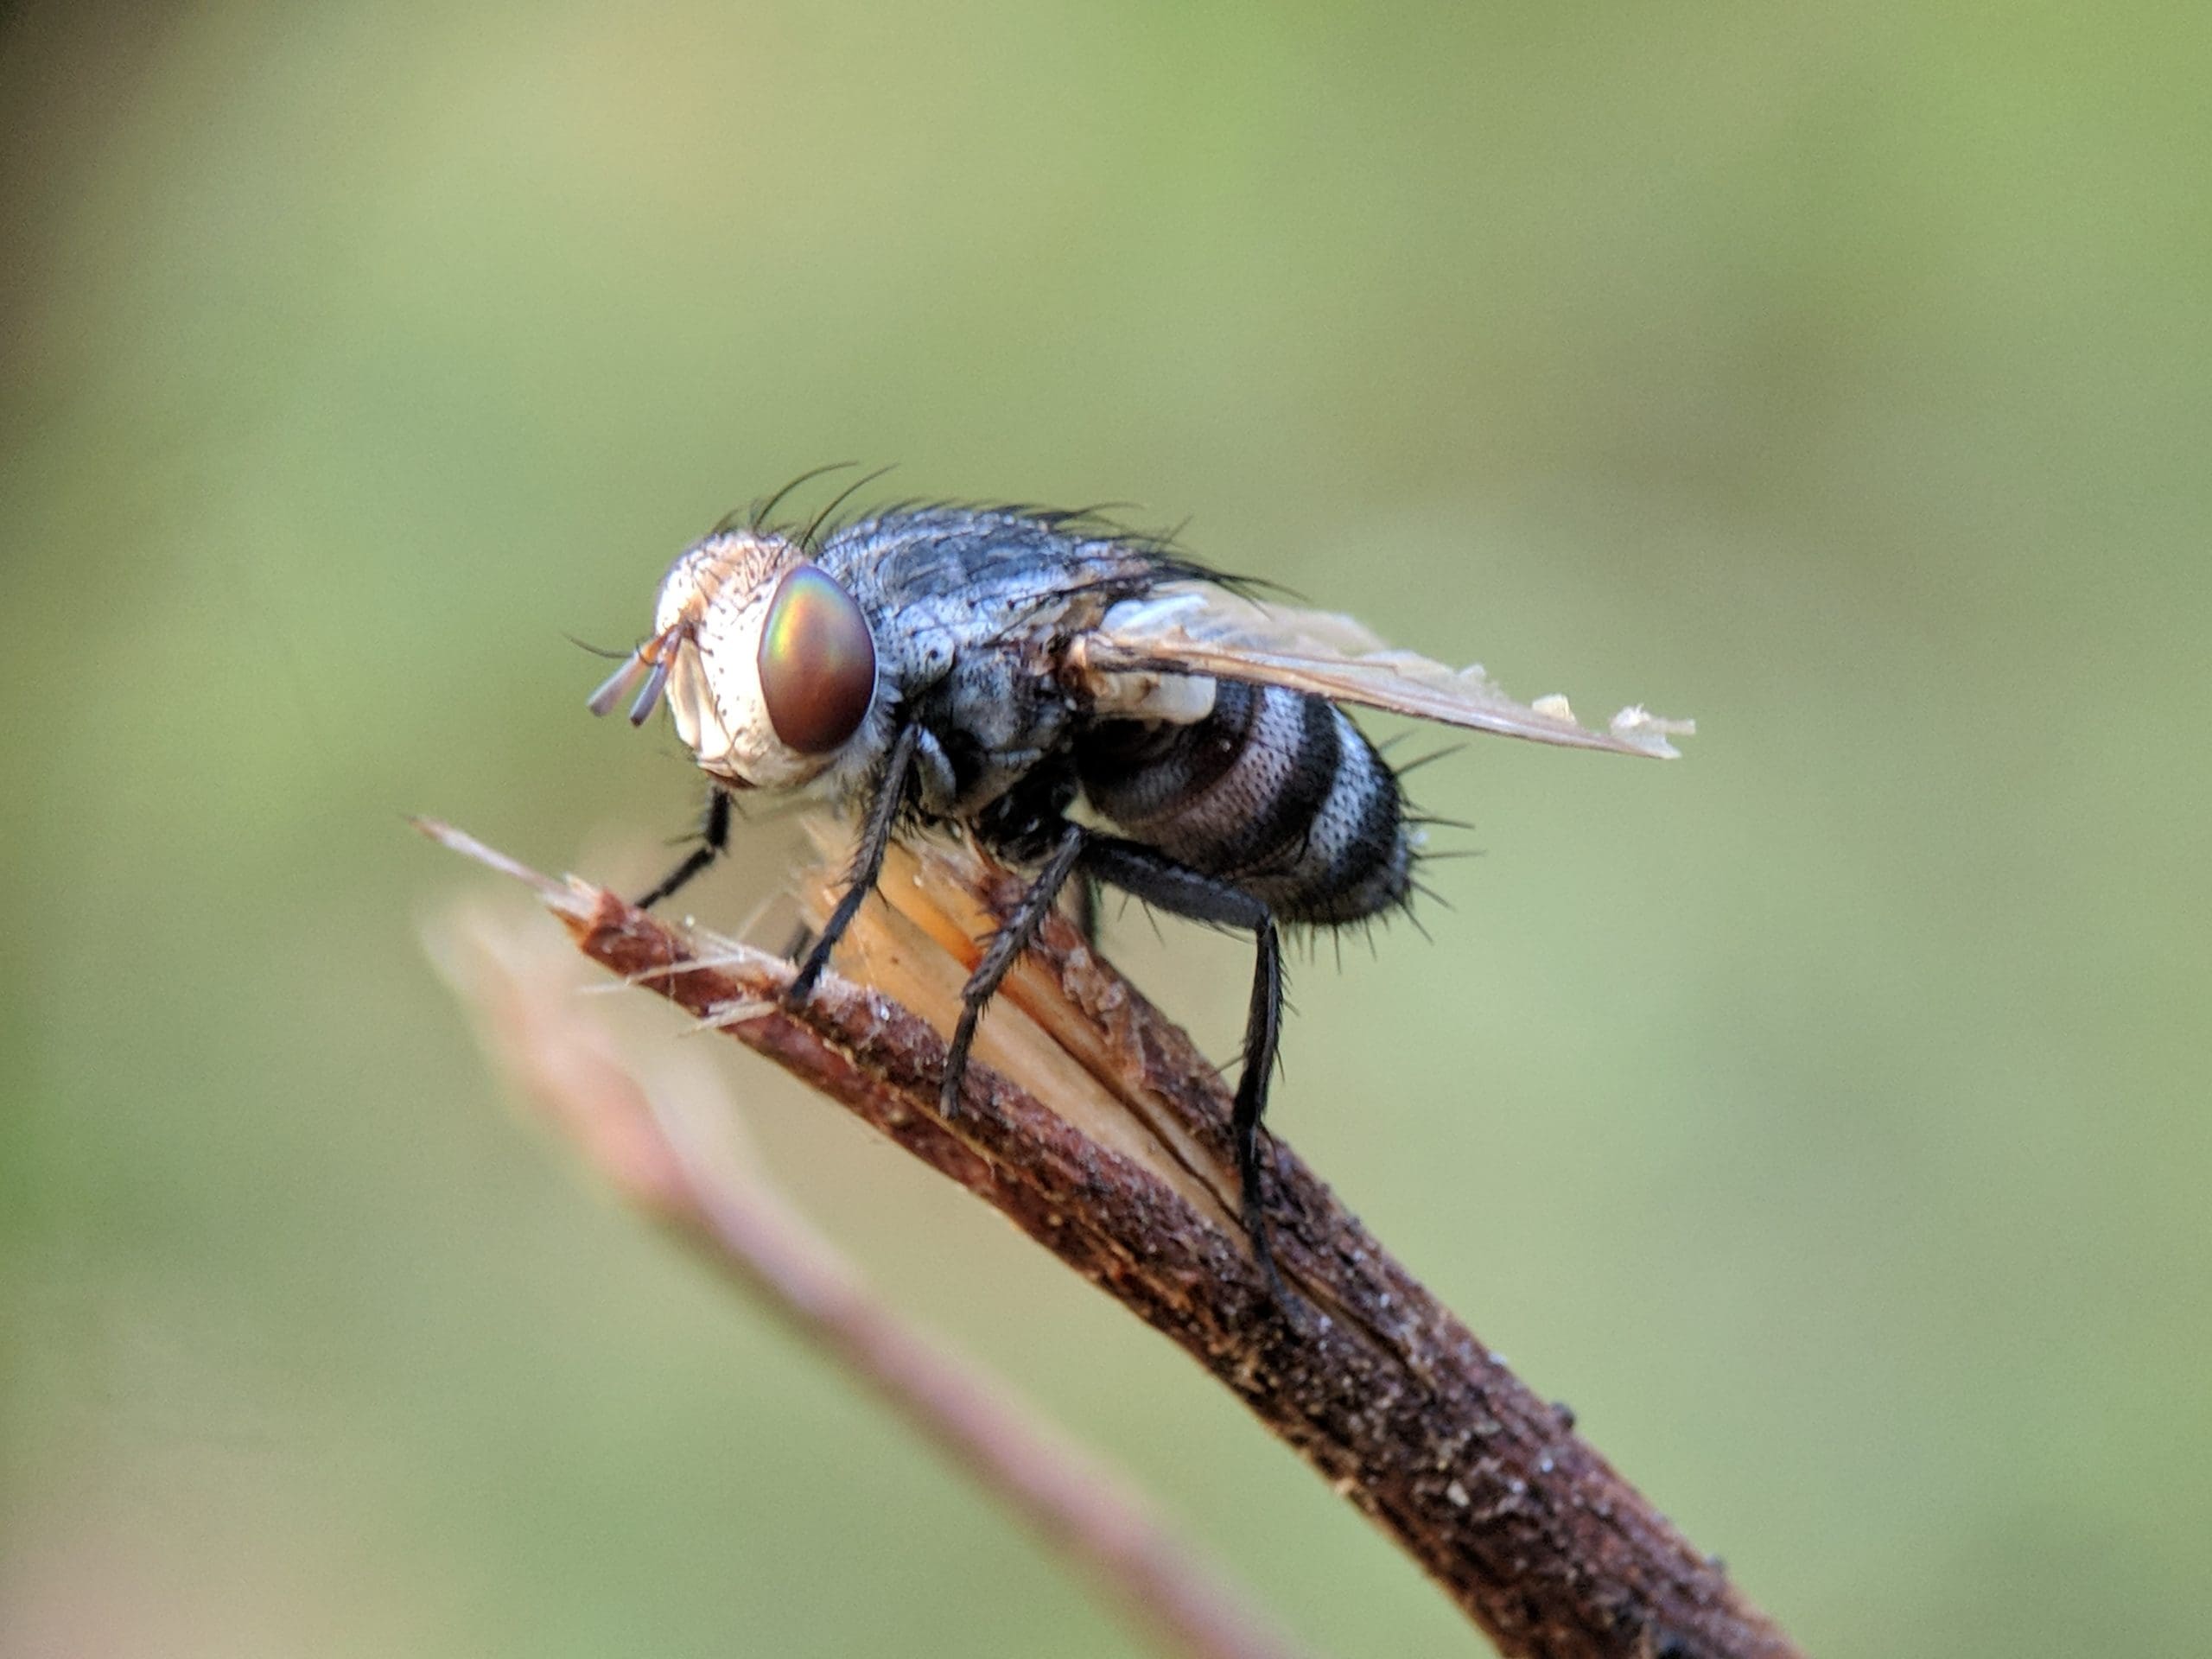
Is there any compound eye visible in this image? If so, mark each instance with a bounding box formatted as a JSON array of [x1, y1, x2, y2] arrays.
[[757, 564, 877, 753]]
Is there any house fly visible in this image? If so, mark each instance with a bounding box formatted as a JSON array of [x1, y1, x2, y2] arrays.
[[588, 493, 1690, 1294]]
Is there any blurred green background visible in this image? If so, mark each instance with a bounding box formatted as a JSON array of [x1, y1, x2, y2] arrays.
[[5, 3, 2208, 1654]]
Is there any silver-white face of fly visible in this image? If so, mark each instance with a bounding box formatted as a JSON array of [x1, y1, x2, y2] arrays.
[[588, 530, 880, 791]]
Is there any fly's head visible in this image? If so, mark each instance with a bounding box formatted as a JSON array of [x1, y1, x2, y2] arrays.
[[588, 530, 879, 791]]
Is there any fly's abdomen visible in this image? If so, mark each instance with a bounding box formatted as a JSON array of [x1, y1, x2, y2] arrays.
[[1077, 681, 1413, 925]]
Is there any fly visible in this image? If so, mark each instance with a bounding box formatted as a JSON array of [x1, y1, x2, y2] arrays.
[[588, 493, 1691, 1295]]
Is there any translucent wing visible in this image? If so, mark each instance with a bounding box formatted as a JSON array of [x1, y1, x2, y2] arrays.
[[1070, 584, 1694, 758]]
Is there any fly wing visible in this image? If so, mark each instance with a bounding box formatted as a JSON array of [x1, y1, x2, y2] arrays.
[[1070, 584, 1694, 758]]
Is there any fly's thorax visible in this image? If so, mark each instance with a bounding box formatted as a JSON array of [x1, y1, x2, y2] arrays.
[[652, 531, 883, 791]]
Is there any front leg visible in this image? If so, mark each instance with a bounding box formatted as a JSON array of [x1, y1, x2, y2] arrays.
[[634, 785, 732, 910], [1077, 836, 1288, 1301], [788, 720, 923, 1004]]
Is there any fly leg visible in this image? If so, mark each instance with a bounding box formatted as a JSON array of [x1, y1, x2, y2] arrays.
[[1078, 836, 1288, 1301], [940, 822, 1089, 1119], [634, 785, 733, 910], [788, 720, 921, 1004], [1068, 873, 1101, 948]]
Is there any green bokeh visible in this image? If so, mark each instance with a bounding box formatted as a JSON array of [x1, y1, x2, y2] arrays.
[[5, 3, 2208, 1653]]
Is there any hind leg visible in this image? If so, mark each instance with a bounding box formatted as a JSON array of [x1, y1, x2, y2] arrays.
[[1077, 836, 1287, 1300]]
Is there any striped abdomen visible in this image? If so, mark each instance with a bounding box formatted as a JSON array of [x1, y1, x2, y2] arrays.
[[1075, 680, 1413, 925]]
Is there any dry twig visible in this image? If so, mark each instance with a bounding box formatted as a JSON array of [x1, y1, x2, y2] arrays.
[[429, 898, 1312, 1659], [416, 817, 1803, 1659]]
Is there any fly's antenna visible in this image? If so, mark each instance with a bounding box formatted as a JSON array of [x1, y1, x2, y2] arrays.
[[586, 649, 645, 718], [585, 624, 685, 726], [565, 632, 636, 661]]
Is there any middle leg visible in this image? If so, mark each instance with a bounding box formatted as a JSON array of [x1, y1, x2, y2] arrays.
[[939, 820, 1089, 1117]]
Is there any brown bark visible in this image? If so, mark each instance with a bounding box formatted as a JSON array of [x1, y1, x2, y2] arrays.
[[432, 897, 1315, 1659], [418, 818, 1802, 1659]]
